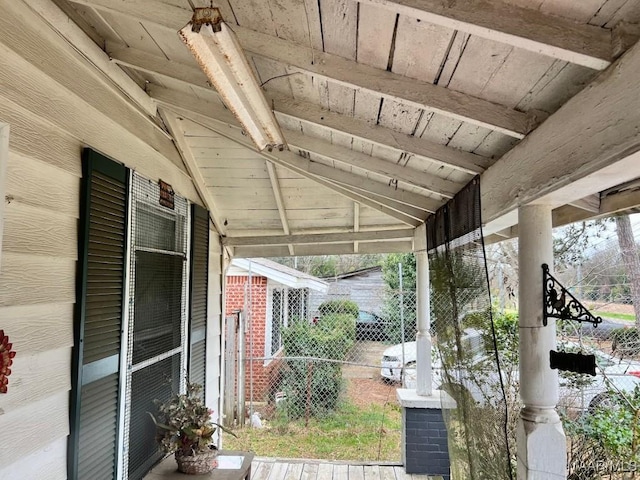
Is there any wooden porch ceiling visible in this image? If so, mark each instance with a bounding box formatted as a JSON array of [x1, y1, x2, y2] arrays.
[[31, 0, 640, 256]]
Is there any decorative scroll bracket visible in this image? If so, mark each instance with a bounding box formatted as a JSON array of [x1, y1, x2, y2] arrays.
[[542, 263, 603, 327]]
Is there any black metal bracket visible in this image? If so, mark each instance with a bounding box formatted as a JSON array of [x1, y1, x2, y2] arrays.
[[542, 264, 602, 327]]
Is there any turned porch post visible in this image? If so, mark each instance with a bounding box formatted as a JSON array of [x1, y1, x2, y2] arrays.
[[517, 205, 566, 479]]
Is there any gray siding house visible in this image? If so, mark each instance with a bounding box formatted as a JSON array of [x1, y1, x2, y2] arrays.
[[309, 266, 386, 315]]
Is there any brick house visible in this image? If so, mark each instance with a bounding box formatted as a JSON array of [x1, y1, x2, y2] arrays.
[[225, 258, 328, 403]]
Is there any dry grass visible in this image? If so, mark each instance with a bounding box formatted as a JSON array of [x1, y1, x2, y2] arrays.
[[222, 401, 402, 461]]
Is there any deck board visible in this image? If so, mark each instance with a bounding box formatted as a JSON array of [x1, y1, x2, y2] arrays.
[[144, 456, 443, 480]]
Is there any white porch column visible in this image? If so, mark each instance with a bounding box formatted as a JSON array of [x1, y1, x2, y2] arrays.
[[517, 205, 566, 479], [414, 224, 432, 396]]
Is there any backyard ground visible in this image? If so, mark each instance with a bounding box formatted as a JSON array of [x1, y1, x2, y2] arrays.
[[223, 341, 403, 461]]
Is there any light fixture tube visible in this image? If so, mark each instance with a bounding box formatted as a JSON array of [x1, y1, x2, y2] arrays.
[[180, 8, 287, 152]]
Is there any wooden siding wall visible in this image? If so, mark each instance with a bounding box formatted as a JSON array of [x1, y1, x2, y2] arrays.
[[309, 269, 386, 315], [0, 100, 79, 477], [0, 2, 217, 477]]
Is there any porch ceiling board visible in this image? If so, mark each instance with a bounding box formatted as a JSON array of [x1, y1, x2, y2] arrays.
[[106, 46, 491, 175], [176, 114, 417, 235], [150, 89, 439, 216], [148, 86, 456, 203], [70, 0, 541, 137], [481, 40, 640, 231], [25, 0, 640, 255], [357, 0, 613, 70]]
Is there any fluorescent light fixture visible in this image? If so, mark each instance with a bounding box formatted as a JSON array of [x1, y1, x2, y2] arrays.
[[180, 8, 287, 152]]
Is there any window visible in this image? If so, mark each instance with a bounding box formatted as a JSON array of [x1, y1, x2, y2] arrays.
[[268, 287, 309, 356], [71, 150, 210, 480], [125, 175, 189, 480]]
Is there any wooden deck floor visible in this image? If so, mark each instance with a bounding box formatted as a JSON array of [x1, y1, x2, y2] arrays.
[[252, 458, 443, 480], [145, 455, 444, 480]]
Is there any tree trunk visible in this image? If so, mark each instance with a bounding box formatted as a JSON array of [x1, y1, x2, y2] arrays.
[[615, 214, 640, 328]]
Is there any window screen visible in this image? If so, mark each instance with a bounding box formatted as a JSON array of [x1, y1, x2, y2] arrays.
[[124, 174, 189, 480]]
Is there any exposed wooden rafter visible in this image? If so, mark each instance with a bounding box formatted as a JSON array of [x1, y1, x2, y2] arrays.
[[160, 110, 226, 235], [358, 0, 613, 70], [148, 85, 443, 214], [153, 99, 425, 226], [23, 0, 157, 116], [232, 27, 537, 138], [107, 45, 489, 175], [148, 86, 459, 198], [265, 161, 295, 255], [280, 130, 460, 198], [68, 0, 538, 138]]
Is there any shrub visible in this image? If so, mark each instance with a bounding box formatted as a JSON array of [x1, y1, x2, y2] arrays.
[[318, 299, 359, 319], [280, 314, 355, 419], [564, 386, 640, 478]]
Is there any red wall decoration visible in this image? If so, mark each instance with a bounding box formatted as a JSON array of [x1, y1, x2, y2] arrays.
[[0, 330, 16, 394]]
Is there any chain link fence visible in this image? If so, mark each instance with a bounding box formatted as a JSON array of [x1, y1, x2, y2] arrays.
[[223, 248, 640, 475], [223, 275, 418, 461], [552, 269, 640, 478]]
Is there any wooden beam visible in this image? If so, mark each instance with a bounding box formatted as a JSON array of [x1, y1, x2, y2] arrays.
[[22, 0, 156, 117], [486, 187, 640, 244], [271, 94, 489, 175], [283, 129, 460, 198], [265, 161, 295, 255], [0, 2, 176, 169], [70, 0, 537, 137], [232, 239, 414, 257], [481, 41, 640, 230], [107, 45, 489, 174], [568, 194, 600, 213], [358, 0, 613, 70], [148, 86, 441, 215], [222, 228, 415, 246], [160, 110, 226, 235], [601, 188, 640, 215]]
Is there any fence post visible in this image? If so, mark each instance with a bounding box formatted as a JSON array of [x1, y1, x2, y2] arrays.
[[305, 360, 313, 427]]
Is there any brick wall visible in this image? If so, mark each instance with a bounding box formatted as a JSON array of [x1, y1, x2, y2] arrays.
[[403, 407, 451, 478], [225, 276, 280, 401]]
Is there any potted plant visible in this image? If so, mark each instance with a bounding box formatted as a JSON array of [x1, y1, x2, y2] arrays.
[[149, 382, 233, 475]]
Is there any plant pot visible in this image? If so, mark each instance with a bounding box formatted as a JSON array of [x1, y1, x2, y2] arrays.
[[175, 449, 218, 475]]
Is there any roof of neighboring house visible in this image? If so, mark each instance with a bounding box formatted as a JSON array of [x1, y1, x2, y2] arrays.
[[228, 258, 329, 293], [322, 265, 382, 281]]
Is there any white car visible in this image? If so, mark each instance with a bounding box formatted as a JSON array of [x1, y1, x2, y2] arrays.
[[381, 334, 640, 411], [557, 342, 640, 411], [380, 341, 417, 384]]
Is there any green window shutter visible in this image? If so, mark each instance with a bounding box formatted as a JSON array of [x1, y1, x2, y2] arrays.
[[69, 149, 128, 480], [189, 204, 209, 391]]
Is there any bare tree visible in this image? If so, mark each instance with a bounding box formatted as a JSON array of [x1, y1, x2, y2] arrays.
[[615, 214, 640, 328]]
